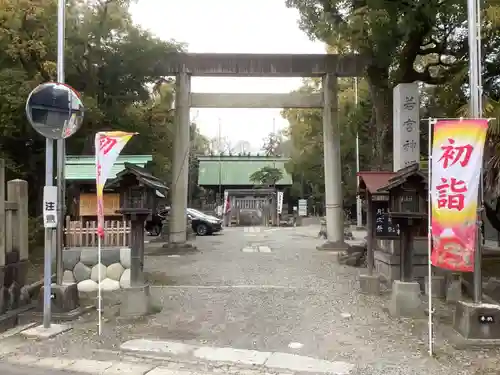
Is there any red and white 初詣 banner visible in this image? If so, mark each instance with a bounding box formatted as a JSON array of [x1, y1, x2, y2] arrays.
[[430, 119, 488, 272]]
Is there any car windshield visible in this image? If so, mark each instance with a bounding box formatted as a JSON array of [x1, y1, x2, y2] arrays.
[[187, 208, 214, 219]]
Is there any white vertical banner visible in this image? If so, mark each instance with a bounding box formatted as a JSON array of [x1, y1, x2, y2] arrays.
[[298, 199, 307, 217], [393, 83, 420, 171], [95, 131, 137, 237], [277, 191, 284, 214], [223, 190, 230, 214]]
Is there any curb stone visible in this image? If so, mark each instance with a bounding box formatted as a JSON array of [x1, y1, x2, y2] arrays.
[[3, 354, 294, 375], [4, 355, 171, 375], [0, 342, 291, 375]]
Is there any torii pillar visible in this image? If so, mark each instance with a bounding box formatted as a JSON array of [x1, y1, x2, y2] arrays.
[[169, 71, 192, 245], [317, 73, 349, 251]]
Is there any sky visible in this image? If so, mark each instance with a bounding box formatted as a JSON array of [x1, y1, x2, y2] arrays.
[[129, 0, 325, 150]]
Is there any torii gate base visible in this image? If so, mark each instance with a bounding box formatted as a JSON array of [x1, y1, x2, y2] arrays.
[[163, 53, 367, 251]]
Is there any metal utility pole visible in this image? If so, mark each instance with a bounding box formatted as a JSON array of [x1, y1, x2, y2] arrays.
[[355, 77, 362, 228], [55, 0, 66, 286], [477, 0, 483, 116], [42, 0, 65, 329], [272, 117, 277, 167], [218, 118, 222, 200], [43, 144, 54, 328], [467, 0, 483, 303]]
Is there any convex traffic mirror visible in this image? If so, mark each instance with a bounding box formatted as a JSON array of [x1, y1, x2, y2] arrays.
[[26, 82, 84, 140]]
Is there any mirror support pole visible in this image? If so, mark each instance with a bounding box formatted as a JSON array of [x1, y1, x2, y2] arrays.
[[43, 139, 53, 328], [55, 0, 65, 285], [55, 139, 65, 284], [26, 0, 84, 330]]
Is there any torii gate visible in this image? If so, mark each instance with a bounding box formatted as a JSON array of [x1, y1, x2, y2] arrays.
[[161, 52, 368, 250]]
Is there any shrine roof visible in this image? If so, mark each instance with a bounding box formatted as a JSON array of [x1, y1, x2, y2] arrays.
[[65, 154, 152, 181], [107, 162, 168, 197], [379, 163, 428, 191], [357, 171, 396, 194], [198, 156, 292, 186], [225, 188, 276, 196]]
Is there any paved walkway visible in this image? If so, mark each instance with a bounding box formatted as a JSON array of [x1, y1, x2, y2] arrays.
[[1, 225, 500, 374]]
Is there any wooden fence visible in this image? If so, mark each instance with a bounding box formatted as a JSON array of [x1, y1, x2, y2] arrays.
[[64, 217, 131, 247]]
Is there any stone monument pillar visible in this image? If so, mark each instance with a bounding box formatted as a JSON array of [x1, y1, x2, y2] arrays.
[[393, 83, 420, 171], [386, 83, 423, 317], [317, 73, 348, 251], [374, 83, 421, 268]]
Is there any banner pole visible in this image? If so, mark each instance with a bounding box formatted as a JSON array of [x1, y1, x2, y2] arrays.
[[94, 131, 137, 335], [422, 117, 494, 309], [467, 0, 483, 303], [427, 118, 434, 357], [98, 235, 102, 335]]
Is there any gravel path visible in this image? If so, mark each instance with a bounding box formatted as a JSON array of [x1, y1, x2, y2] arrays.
[[10, 226, 500, 374]]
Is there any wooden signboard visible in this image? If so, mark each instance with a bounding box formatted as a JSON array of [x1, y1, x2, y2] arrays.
[[79, 193, 121, 216], [373, 200, 400, 239]]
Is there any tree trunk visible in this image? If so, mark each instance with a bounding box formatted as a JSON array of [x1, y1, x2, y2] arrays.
[[366, 66, 393, 170]]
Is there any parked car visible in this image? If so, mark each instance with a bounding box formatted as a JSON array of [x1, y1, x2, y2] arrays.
[[187, 208, 223, 236], [145, 207, 223, 236]]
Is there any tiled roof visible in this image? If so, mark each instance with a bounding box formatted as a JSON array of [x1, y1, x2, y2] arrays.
[[357, 171, 396, 194], [107, 162, 168, 195], [198, 156, 292, 186], [380, 163, 428, 191], [65, 155, 152, 181]]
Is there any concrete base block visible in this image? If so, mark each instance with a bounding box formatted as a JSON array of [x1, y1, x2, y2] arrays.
[[454, 301, 500, 341], [18, 283, 90, 325], [149, 236, 168, 244], [316, 240, 350, 252], [21, 323, 71, 339], [120, 284, 153, 318], [36, 283, 81, 314], [484, 278, 500, 302], [359, 274, 381, 295], [163, 242, 197, 249], [446, 279, 463, 304], [425, 275, 446, 298], [17, 305, 93, 326], [374, 250, 428, 288], [388, 280, 424, 318], [46, 283, 80, 314]]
